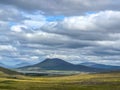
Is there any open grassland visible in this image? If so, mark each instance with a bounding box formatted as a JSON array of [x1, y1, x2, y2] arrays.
[[0, 72, 120, 90]]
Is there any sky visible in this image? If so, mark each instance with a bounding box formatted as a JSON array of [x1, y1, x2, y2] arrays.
[[0, 0, 120, 66]]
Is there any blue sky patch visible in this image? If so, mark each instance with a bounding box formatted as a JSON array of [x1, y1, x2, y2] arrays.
[[85, 11, 97, 15], [9, 22, 17, 27], [46, 15, 65, 22]]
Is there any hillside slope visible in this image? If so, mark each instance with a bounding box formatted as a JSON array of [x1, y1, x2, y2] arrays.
[[0, 66, 21, 75]]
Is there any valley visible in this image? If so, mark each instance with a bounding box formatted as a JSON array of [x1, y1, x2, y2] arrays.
[[0, 71, 120, 90], [0, 58, 120, 90]]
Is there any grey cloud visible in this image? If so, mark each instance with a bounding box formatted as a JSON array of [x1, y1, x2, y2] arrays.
[[8, 10, 120, 66], [42, 11, 120, 42], [0, 1, 120, 66], [12, 32, 91, 48], [0, 4, 25, 22], [1, 0, 120, 15]]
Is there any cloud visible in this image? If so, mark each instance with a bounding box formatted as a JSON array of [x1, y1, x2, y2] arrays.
[[52, 10, 120, 32], [11, 25, 28, 32], [42, 11, 120, 45], [3, 10, 120, 66], [0, 1, 120, 66], [1, 0, 120, 15], [0, 4, 24, 21], [0, 45, 17, 51]]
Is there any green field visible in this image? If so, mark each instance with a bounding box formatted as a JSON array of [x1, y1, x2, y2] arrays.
[[0, 71, 120, 90]]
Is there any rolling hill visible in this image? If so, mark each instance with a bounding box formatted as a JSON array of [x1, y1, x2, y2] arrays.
[[0, 66, 21, 75], [0, 71, 120, 90], [80, 62, 120, 70], [19, 58, 104, 72]]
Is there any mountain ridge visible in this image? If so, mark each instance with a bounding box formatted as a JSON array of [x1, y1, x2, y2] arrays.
[[19, 58, 105, 72], [80, 62, 120, 70]]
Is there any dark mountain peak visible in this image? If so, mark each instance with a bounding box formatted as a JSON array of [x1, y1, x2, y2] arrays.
[[36, 58, 73, 67], [42, 58, 70, 64], [21, 58, 77, 71]]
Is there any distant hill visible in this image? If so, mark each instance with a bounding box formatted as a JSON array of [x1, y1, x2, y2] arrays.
[[19, 58, 104, 72], [0, 61, 36, 69], [0, 66, 21, 75], [80, 62, 120, 70]]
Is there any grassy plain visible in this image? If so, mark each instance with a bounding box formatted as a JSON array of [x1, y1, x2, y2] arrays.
[[0, 72, 120, 90]]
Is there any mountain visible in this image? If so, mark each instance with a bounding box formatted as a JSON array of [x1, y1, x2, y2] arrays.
[[0, 61, 37, 69], [80, 62, 120, 70], [19, 58, 104, 72]]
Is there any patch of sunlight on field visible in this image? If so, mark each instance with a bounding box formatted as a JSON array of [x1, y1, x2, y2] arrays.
[[0, 72, 120, 90]]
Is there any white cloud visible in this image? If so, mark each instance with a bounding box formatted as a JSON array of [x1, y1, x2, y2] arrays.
[[22, 14, 46, 29], [0, 45, 17, 51], [23, 20, 45, 29], [11, 25, 28, 32], [60, 10, 120, 31], [30, 56, 39, 60], [61, 16, 95, 31]]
